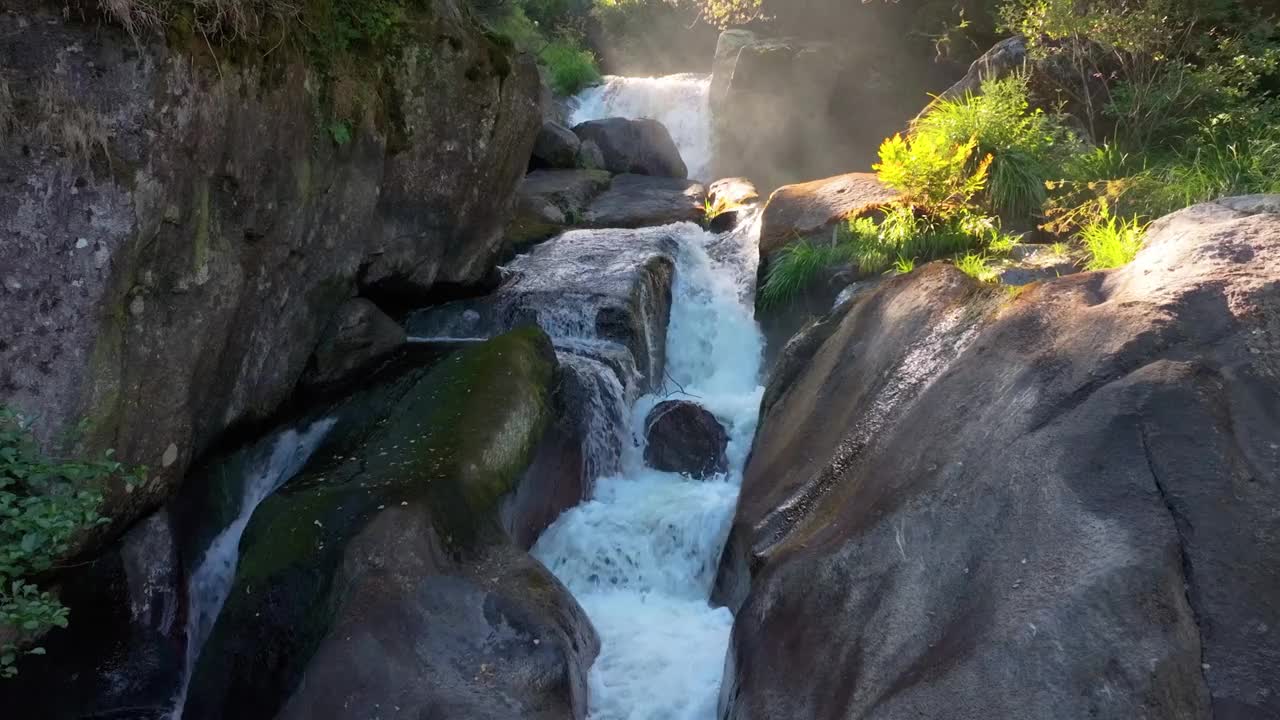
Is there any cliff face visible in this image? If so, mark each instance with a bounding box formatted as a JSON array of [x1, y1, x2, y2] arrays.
[[0, 0, 540, 530]]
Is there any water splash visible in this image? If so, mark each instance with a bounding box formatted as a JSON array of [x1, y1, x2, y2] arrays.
[[533, 220, 764, 720], [170, 418, 335, 719], [571, 74, 713, 182]]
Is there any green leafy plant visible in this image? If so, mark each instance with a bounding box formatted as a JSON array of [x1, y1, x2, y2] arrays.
[[891, 256, 917, 275], [539, 38, 602, 95], [875, 132, 992, 209], [955, 252, 999, 283], [327, 120, 352, 146], [912, 76, 1075, 218], [0, 408, 145, 678], [1080, 205, 1147, 270]]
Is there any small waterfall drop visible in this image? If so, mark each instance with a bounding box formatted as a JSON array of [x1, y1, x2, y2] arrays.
[[171, 418, 335, 719], [571, 74, 713, 182], [532, 219, 764, 720]]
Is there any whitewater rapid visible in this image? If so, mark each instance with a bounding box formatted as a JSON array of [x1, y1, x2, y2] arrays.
[[532, 221, 764, 720], [571, 74, 713, 183]]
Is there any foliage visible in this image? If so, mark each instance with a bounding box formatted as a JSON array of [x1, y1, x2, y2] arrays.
[[759, 206, 1008, 306], [1080, 203, 1147, 271], [487, 3, 601, 95], [540, 38, 602, 94], [0, 408, 145, 678], [955, 252, 999, 283], [912, 76, 1076, 218], [875, 132, 992, 209]]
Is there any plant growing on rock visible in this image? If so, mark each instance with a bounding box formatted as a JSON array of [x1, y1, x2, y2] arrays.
[[1080, 203, 1146, 271], [0, 408, 145, 678]]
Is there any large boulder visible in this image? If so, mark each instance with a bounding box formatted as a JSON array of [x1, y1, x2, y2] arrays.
[[188, 328, 599, 720], [407, 226, 679, 394], [717, 197, 1280, 719], [532, 120, 583, 170], [583, 174, 706, 229], [0, 0, 540, 537], [300, 298, 406, 388], [758, 172, 899, 258], [572, 118, 688, 178], [507, 170, 614, 248], [643, 400, 729, 479]]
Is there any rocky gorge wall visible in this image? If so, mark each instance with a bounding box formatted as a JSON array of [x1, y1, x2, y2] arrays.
[[0, 0, 540, 535]]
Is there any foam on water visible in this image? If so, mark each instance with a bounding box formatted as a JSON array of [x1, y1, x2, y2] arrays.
[[533, 220, 763, 720], [571, 74, 713, 183]]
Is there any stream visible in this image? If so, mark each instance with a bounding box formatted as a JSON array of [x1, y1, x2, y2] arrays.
[[173, 73, 758, 720]]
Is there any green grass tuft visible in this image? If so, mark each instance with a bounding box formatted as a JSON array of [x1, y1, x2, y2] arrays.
[[1081, 207, 1146, 270]]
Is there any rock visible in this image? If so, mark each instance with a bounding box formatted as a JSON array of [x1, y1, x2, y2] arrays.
[[995, 244, 1081, 286], [532, 120, 582, 170], [715, 197, 1280, 720], [758, 172, 899, 258], [918, 36, 1029, 120], [642, 401, 729, 479], [188, 328, 599, 720], [583, 174, 706, 229], [0, 0, 541, 542], [407, 227, 678, 394], [710, 29, 759, 110], [706, 178, 761, 233], [301, 298, 406, 387], [507, 170, 613, 248], [577, 139, 606, 171], [0, 511, 184, 719], [572, 118, 688, 178]]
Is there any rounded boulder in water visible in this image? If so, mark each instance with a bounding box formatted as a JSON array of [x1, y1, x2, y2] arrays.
[[643, 400, 729, 479]]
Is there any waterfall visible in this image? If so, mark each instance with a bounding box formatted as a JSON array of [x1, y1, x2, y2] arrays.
[[571, 74, 713, 182], [170, 418, 335, 719], [532, 219, 764, 720]]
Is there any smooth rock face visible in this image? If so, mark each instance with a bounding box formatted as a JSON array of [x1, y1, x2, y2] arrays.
[[643, 400, 729, 479], [583, 174, 707, 229], [717, 198, 1280, 720], [758, 172, 899, 257], [0, 0, 540, 534], [189, 329, 599, 720], [301, 299, 406, 387], [572, 118, 689, 178], [532, 120, 583, 170]]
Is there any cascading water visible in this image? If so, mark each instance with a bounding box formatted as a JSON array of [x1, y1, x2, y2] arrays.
[[170, 418, 335, 719], [571, 74, 713, 182], [532, 219, 764, 720]]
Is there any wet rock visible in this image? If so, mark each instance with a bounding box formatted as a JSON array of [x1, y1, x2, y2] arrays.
[[577, 139, 607, 171], [0, 0, 541, 542], [507, 170, 613, 248], [532, 120, 583, 170], [572, 118, 688, 178], [0, 511, 185, 719], [188, 329, 599, 720], [301, 298, 406, 388], [706, 177, 760, 233], [583, 174, 706, 229], [407, 226, 678, 394], [716, 197, 1280, 720], [643, 400, 729, 479]]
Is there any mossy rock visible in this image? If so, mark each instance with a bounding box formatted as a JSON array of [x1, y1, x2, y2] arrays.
[[187, 327, 559, 720]]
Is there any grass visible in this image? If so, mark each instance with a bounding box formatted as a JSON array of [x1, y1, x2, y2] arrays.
[[955, 253, 999, 283], [1081, 207, 1147, 270], [758, 206, 1006, 307], [910, 75, 1073, 218], [539, 39, 601, 95]]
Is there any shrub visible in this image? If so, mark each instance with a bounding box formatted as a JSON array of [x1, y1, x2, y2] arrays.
[[539, 38, 602, 95], [0, 408, 145, 678], [910, 76, 1076, 218], [1080, 205, 1146, 270], [875, 133, 992, 210]]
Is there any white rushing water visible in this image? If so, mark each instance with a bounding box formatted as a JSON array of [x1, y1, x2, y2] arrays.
[[571, 74, 713, 183], [172, 418, 335, 719], [533, 221, 764, 720]]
